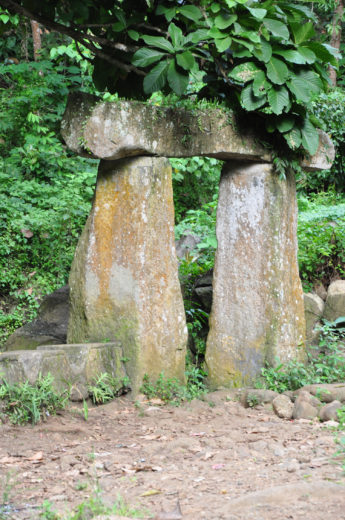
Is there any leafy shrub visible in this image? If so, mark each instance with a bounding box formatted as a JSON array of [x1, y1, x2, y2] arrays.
[[258, 320, 345, 393], [0, 60, 98, 347], [297, 192, 345, 289], [88, 373, 130, 405], [0, 373, 69, 424], [140, 368, 207, 406]]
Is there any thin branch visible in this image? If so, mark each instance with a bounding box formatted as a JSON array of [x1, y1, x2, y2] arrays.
[[1, 0, 144, 75]]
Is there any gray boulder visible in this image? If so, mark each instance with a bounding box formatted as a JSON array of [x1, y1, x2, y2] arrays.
[[272, 394, 294, 419], [175, 231, 200, 260], [4, 286, 69, 351], [318, 400, 343, 422], [193, 270, 213, 314], [292, 391, 320, 420], [304, 292, 324, 346], [323, 280, 345, 322]]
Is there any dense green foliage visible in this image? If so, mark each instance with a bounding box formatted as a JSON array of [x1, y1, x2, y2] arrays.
[[1, 0, 338, 155], [0, 372, 69, 424], [257, 319, 345, 392], [0, 59, 97, 346]]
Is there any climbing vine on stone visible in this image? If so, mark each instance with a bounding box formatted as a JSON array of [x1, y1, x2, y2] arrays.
[[1, 0, 338, 155]]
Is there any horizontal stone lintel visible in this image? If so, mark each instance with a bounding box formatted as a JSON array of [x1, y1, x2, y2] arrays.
[[61, 92, 334, 172]]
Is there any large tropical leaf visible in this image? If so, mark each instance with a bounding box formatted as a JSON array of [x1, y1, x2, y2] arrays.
[[215, 13, 237, 29], [263, 19, 289, 40], [142, 35, 174, 53], [253, 40, 272, 63], [266, 57, 289, 85], [132, 48, 166, 68], [215, 37, 232, 52], [167, 60, 189, 95], [298, 47, 316, 64], [168, 23, 185, 49], [290, 22, 314, 45], [273, 49, 308, 64], [284, 127, 302, 149], [228, 62, 262, 83], [252, 70, 271, 96], [276, 115, 295, 133], [240, 84, 267, 111], [267, 86, 290, 115], [304, 42, 337, 66], [143, 60, 169, 93], [176, 51, 195, 71], [301, 118, 319, 155], [179, 5, 202, 22]]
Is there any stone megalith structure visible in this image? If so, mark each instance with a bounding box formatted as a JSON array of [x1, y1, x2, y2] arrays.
[[62, 92, 334, 390]]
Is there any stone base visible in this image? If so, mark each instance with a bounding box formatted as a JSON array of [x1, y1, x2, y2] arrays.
[[0, 342, 127, 400]]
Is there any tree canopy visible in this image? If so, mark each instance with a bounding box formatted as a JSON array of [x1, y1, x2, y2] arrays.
[[0, 0, 340, 155]]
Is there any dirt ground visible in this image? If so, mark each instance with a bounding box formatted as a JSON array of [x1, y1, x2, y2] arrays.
[[1, 390, 345, 520]]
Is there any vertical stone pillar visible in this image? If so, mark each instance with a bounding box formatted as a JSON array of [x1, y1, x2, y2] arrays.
[[68, 156, 187, 392], [205, 161, 306, 388]]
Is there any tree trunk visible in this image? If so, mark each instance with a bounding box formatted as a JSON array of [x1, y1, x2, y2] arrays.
[[328, 0, 344, 86], [30, 20, 41, 61]]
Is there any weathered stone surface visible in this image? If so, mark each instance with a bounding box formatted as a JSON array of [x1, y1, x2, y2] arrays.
[[240, 388, 279, 408], [304, 292, 324, 346], [205, 161, 306, 388], [38, 342, 127, 399], [193, 270, 213, 314], [323, 280, 345, 322], [314, 282, 327, 301], [302, 130, 335, 171], [4, 286, 69, 351], [175, 231, 200, 260], [300, 383, 345, 403], [0, 350, 72, 392], [67, 157, 187, 392], [292, 391, 319, 420], [61, 93, 272, 162], [272, 394, 294, 419], [318, 400, 342, 422]]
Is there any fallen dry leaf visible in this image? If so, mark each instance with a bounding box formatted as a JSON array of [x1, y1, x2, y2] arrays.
[[140, 489, 161, 497]]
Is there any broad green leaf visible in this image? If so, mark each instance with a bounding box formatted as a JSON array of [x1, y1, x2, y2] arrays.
[[168, 23, 185, 49], [187, 29, 211, 44], [304, 42, 337, 66], [247, 7, 267, 20], [167, 60, 189, 95], [228, 62, 262, 83], [176, 51, 195, 71], [233, 23, 260, 43], [215, 14, 237, 29], [266, 57, 289, 85], [273, 49, 307, 64], [241, 84, 267, 111], [211, 3, 221, 13], [284, 127, 302, 149], [298, 47, 316, 64], [267, 86, 289, 115], [132, 48, 165, 67], [301, 118, 319, 155], [215, 37, 232, 52], [142, 35, 174, 53], [290, 21, 314, 45], [232, 37, 254, 52], [287, 77, 311, 103], [143, 60, 169, 93], [276, 116, 295, 133], [128, 30, 139, 41], [233, 48, 251, 58], [252, 70, 270, 96], [156, 5, 176, 22], [179, 5, 202, 22], [263, 19, 289, 40], [291, 70, 323, 96], [253, 40, 272, 63], [208, 26, 227, 39]]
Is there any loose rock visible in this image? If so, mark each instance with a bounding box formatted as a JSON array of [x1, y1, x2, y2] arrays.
[[272, 394, 294, 420]]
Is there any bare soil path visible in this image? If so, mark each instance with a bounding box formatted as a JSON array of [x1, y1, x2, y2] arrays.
[[1, 390, 345, 520]]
